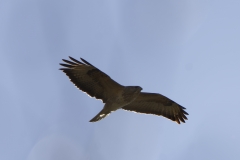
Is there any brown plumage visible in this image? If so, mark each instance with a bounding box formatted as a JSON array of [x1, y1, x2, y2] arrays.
[[122, 93, 188, 124], [60, 56, 188, 124]]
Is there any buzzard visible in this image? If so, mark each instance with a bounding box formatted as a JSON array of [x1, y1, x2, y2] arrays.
[[60, 57, 188, 124]]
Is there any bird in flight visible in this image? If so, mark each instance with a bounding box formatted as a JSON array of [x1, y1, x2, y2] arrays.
[[60, 57, 188, 124]]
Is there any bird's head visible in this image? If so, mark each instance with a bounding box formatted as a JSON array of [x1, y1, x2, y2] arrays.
[[122, 86, 142, 102], [126, 86, 142, 93], [134, 86, 142, 92]]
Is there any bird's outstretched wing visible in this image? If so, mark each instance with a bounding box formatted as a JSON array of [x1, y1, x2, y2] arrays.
[[60, 57, 123, 103], [122, 92, 188, 124]]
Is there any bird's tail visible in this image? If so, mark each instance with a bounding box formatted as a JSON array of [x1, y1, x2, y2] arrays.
[[89, 109, 110, 122]]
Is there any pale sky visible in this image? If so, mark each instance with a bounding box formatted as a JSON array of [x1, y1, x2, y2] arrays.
[[1, 0, 240, 160]]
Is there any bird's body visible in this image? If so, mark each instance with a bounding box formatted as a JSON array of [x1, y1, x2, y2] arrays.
[[90, 86, 142, 122], [60, 57, 188, 124]]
